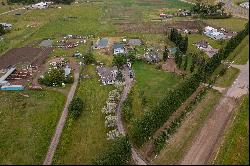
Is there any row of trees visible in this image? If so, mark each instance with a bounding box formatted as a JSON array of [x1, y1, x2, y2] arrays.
[[129, 22, 249, 147], [191, 2, 231, 18], [168, 28, 188, 54], [93, 136, 132, 165], [7, 0, 74, 5]]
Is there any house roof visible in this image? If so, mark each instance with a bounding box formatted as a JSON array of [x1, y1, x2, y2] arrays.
[[99, 38, 109, 47], [113, 43, 124, 49], [128, 39, 142, 46], [144, 51, 160, 62], [39, 39, 53, 47], [196, 40, 208, 48], [96, 66, 118, 83]]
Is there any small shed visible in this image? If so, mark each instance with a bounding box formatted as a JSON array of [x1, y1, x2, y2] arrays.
[[113, 43, 125, 55], [128, 39, 142, 46], [64, 65, 71, 77], [39, 39, 53, 47]]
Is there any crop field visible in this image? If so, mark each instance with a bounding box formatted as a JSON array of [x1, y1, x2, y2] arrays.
[[0, 90, 66, 164], [213, 95, 249, 165], [53, 65, 114, 164]]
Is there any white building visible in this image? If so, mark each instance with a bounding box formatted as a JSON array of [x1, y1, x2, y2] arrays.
[[32, 2, 51, 9], [204, 26, 226, 40], [240, 2, 249, 9], [113, 43, 125, 55]]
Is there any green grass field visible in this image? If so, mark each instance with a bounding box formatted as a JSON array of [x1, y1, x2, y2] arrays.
[[0, 90, 66, 164], [213, 95, 249, 165], [133, 61, 181, 105], [153, 89, 221, 165], [227, 35, 249, 65], [53, 65, 114, 164], [214, 67, 240, 88], [204, 18, 248, 32]]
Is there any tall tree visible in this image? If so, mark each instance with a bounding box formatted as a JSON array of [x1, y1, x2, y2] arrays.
[[183, 55, 188, 71], [163, 46, 169, 62], [0, 24, 5, 36]]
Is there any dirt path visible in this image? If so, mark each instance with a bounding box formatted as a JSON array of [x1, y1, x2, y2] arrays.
[[43, 66, 79, 165], [180, 61, 249, 165], [0, 6, 26, 16], [116, 67, 148, 165]]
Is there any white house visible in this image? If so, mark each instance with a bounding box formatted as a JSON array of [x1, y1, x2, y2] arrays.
[[32, 2, 50, 9], [204, 26, 226, 40], [113, 43, 125, 55]]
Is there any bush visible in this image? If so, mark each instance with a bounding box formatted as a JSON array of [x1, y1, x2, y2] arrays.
[[112, 55, 127, 69], [69, 97, 84, 119], [93, 136, 132, 165], [39, 68, 65, 86], [84, 53, 96, 65]]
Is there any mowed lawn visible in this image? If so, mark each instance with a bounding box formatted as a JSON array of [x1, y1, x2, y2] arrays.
[[213, 95, 249, 165], [227, 35, 249, 64], [53, 65, 114, 164], [133, 61, 181, 105], [153, 89, 222, 165], [0, 90, 66, 164]]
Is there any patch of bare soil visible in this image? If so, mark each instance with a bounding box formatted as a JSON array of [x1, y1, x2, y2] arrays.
[[162, 58, 183, 75], [117, 20, 206, 34]]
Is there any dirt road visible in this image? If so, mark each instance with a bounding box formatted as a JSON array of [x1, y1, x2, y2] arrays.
[[180, 61, 249, 165], [43, 66, 79, 165], [116, 67, 148, 165], [0, 6, 26, 16]]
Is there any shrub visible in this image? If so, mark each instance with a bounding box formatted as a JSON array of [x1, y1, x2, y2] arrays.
[[69, 97, 84, 119], [93, 136, 132, 165]]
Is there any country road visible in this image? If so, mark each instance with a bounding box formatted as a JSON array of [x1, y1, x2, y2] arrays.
[[180, 61, 249, 165], [0, 6, 27, 16], [116, 67, 148, 165], [43, 66, 79, 165]]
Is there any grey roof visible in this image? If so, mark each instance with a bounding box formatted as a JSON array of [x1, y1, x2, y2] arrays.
[[96, 66, 118, 84], [0, 67, 15, 83], [128, 39, 142, 46], [94, 38, 109, 48], [99, 38, 109, 47], [144, 51, 160, 62], [39, 39, 53, 47], [196, 40, 208, 48], [113, 43, 124, 49]]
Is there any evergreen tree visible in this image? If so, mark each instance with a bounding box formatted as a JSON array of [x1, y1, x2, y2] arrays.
[[0, 24, 5, 36], [163, 46, 169, 62], [183, 55, 188, 71]]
